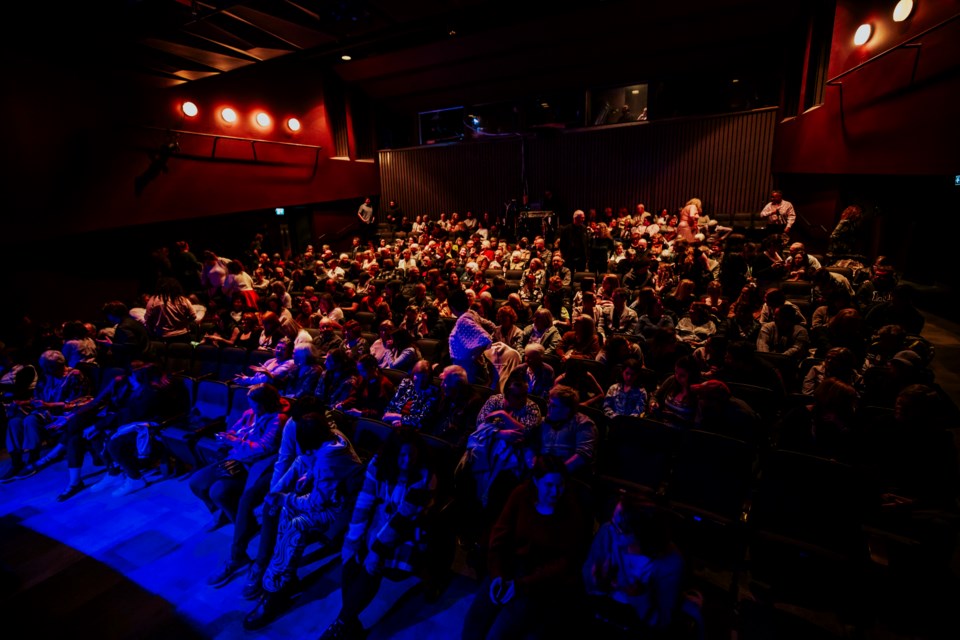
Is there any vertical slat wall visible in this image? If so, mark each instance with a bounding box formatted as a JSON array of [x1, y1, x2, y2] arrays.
[[379, 108, 775, 221], [378, 138, 523, 222]]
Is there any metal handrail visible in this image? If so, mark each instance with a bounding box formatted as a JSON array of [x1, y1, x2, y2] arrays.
[[826, 12, 960, 85], [140, 126, 323, 177]]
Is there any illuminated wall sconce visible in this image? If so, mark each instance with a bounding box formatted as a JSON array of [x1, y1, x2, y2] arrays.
[[286, 117, 301, 132], [221, 107, 238, 124], [854, 23, 873, 45], [892, 0, 914, 22], [255, 112, 271, 127], [182, 101, 199, 117]]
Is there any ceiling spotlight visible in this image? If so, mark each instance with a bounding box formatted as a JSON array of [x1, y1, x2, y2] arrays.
[[893, 0, 914, 22], [287, 117, 301, 132], [221, 107, 237, 123], [255, 112, 271, 127], [341, 54, 352, 61], [631, 89, 640, 94], [448, 29, 456, 36], [181, 101, 198, 117], [854, 23, 872, 45], [731, 79, 740, 84]]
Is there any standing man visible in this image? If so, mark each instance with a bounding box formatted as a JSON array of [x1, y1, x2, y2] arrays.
[[759, 190, 796, 237], [559, 209, 590, 272], [357, 197, 375, 244]]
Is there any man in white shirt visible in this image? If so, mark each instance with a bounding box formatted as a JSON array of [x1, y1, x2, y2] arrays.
[[759, 190, 796, 236]]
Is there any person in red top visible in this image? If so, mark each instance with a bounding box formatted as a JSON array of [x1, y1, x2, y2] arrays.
[[462, 454, 593, 640]]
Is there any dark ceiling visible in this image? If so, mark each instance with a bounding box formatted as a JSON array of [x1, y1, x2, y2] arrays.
[[12, 0, 814, 114]]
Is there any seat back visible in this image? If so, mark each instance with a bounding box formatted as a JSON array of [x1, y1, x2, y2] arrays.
[[600, 416, 684, 495], [165, 342, 194, 375], [352, 418, 395, 462], [191, 344, 221, 379], [725, 381, 781, 428], [416, 338, 441, 361], [226, 384, 250, 426], [246, 349, 274, 368], [217, 347, 249, 381], [667, 429, 757, 523], [355, 311, 377, 332]]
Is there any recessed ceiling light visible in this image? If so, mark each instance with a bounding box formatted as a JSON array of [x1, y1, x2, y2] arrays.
[[341, 54, 352, 61], [731, 79, 740, 84], [631, 89, 640, 94]]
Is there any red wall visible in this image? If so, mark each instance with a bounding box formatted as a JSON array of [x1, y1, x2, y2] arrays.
[[773, 0, 960, 177], [2, 61, 379, 239]]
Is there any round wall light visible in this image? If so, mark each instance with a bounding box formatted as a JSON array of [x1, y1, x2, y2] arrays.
[[893, 0, 914, 23], [854, 23, 873, 46], [286, 117, 301, 132], [255, 112, 271, 127], [221, 107, 238, 124], [182, 101, 198, 117]]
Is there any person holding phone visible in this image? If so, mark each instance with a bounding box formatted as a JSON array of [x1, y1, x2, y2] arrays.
[[462, 454, 592, 640]]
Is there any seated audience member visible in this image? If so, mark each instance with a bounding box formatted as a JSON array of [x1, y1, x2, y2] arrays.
[[756, 304, 810, 360], [508, 342, 553, 399], [690, 379, 763, 443], [341, 319, 369, 362], [859, 348, 933, 409], [864, 283, 925, 336], [60, 320, 98, 368], [384, 327, 420, 373], [318, 428, 437, 640], [457, 373, 544, 523], [603, 287, 640, 337], [235, 312, 263, 351], [721, 302, 761, 345], [2, 350, 91, 481], [783, 241, 821, 281], [99, 300, 150, 366], [649, 356, 701, 427], [492, 305, 524, 353], [775, 377, 858, 462], [369, 320, 396, 369], [603, 358, 650, 419], [676, 301, 718, 348], [192, 384, 288, 586], [583, 496, 696, 638], [342, 354, 396, 419], [522, 308, 562, 357], [382, 359, 438, 429], [556, 315, 602, 362], [281, 343, 324, 401], [424, 365, 483, 446], [54, 362, 186, 500], [241, 412, 363, 630], [316, 349, 361, 411], [462, 455, 592, 640], [313, 318, 344, 358], [530, 385, 598, 477], [234, 339, 296, 388], [802, 346, 862, 396]]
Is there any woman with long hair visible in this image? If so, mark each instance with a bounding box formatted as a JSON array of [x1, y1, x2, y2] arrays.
[[143, 277, 198, 341]]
